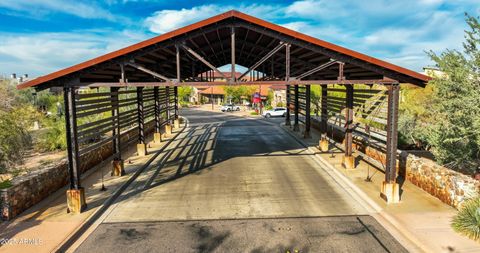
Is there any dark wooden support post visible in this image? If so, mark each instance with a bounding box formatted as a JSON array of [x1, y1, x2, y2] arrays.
[[173, 86, 180, 128], [231, 26, 236, 82], [304, 84, 311, 138], [176, 44, 181, 83], [285, 85, 291, 126], [381, 83, 400, 203], [111, 87, 125, 176], [153, 86, 162, 143], [285, 43, 291, 126], [174, 44, 181, 129], [342, 84, 355, 169], [64, 86, 86, 213], [136, 87, 147, 156], [165, 86, 172, 135], [293, 85, 300, 131], [166, 86, 171, 122], [319, 85, 329, 151]]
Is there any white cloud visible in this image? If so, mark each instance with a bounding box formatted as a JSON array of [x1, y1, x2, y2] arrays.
[[144, 4, 283, 34], [0, 29, 149, 77], [145, 5, 224, 34], [1, 0, 476, 77], [0, 0, 116, 20]]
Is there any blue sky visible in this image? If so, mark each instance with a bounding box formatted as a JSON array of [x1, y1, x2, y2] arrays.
[[0, 0, 478, 78]]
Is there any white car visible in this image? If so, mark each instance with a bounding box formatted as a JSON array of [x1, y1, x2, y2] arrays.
[[221, 104, 240, 112], [262, 107, 287, 118]]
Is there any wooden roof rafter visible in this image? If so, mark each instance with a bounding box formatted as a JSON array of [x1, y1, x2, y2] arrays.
[[17, 10, 430, 91]]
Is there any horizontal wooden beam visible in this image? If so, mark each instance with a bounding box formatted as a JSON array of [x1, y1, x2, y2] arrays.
[[77, 79, 398, 88]]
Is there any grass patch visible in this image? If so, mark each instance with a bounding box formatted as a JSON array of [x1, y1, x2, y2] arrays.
[[0, 180, 12, 189], [250, 111, 258, 115], [452, 197, 480, 241]]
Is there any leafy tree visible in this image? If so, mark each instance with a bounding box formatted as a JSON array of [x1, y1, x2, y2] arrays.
[[178, 86, 193, 103], [425, 14, 480, 169], [224, 85, 256, 103], [310, 85, 321, 116], [0, 80, 35, 172], [266, 90, 273, 105], [397, 85, 434, 148]]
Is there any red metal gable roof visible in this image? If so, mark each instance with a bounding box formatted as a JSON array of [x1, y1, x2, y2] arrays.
[[18, 10, 430, 90]]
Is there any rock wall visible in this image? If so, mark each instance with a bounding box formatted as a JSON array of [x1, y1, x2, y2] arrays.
[[311, 118, 480, 209], [406, 155, 480, 208], [1, 121, 155, 220]]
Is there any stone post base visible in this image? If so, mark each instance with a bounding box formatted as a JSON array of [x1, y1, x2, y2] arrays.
[[165, 124, 172, 135], [293, 124, 300, 132], [153, 132, 162, 144], [342, 155, 355, 170], [319, 138, 329, 152], [137, 143, 148, 156], [111, 159, 125, 176], [66, 188, 86, 214], [174, 119, 180, 129], [380, 181, 400, 203]]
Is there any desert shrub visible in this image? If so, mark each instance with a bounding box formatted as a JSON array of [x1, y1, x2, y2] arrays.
[[0, 180, 12, 189], [0, 81, 38, 171], [0, 111, 31, 172], [36, 118, 67, 151], [452, 197, 480, 241]]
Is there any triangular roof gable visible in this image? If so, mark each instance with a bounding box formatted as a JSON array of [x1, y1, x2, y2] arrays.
[[18, 10, 430, 89]]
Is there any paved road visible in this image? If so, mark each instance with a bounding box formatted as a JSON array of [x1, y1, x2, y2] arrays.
[[75, 107, 406, 253]]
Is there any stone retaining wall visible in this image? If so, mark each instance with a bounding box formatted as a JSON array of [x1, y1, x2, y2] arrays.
[[1, 121, 155, 220], [311, 118, 480, 209], [406, 156, 479, 208]]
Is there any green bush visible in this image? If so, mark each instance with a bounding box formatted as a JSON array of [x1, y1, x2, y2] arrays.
[[452, 197, 480, 241], [0, 180, 12, 189], [250, 111, 258, 115], [37, 118, 67, 151], [0, 111, 31, 172]]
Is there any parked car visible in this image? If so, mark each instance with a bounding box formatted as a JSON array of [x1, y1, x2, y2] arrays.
[[221, 104, 241, 112], [262, 107, 287, 118]]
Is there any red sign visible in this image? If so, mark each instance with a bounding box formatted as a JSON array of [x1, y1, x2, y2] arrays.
[[252, 92, 261, 103]]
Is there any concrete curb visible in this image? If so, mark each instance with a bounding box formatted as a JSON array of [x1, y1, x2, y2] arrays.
[[276, 121, 428, 253], [55, 117, 189, 253]]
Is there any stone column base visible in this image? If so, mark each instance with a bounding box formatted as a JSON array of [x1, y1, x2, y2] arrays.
[[380, 181, 400, 203], [66, 188, 86, 214], [111, 159, 125, 176], [293, 124, 300, 132], [153, 132, 162, 144], [174, 119, 180, 129], [165, 124, 172, 135], [319, 138, 329, 152], [342, 155, 355, 169], [137, 143, 148, 156]]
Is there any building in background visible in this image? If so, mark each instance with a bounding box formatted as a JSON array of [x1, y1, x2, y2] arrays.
[[191, 71, 286, 106], [270, 85, 286, 107]]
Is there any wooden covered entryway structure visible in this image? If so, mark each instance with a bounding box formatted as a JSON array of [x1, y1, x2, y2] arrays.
[[18, 10, 430, 213]]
